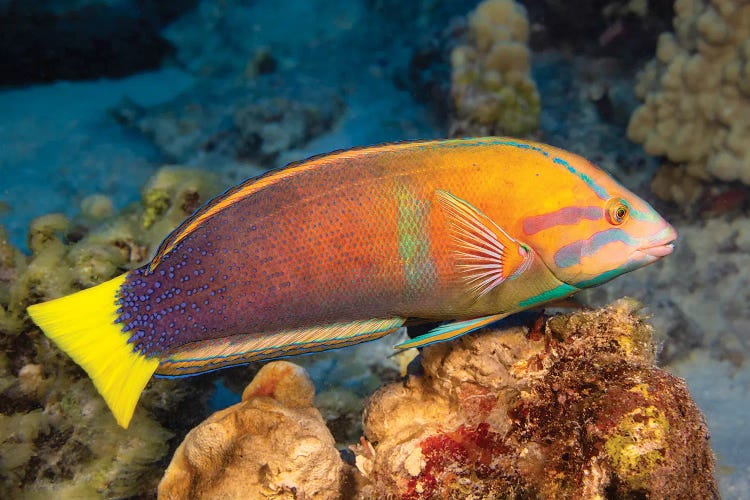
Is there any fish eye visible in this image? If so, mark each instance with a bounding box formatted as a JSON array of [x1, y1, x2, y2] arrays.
[[606, 198, 629, 225]]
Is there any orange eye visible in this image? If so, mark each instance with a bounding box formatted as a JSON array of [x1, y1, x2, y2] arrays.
[[606, 199, 629, 225]]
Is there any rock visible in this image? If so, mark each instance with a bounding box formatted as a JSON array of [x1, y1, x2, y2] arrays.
[[355, 301, 718, 498], [159, 361, 349, 499]]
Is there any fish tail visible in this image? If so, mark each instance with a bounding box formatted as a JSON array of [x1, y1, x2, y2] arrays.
[[27, 274, 159, 428]]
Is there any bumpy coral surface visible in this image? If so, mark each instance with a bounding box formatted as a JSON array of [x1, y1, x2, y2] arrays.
[[159, 361, 349, 499], [628, 0, 750, 195], [0, 167, 221, 497], [355, 301, 717, 499], [450, 0, 540, 137]]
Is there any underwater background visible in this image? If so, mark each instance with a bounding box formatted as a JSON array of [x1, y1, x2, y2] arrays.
[[0, 0, 748, 498]]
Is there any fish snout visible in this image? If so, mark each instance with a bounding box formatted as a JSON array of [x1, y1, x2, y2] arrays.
[[637, 224, 677, 259]]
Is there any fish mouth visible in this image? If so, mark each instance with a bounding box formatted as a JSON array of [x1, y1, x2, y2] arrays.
[[637, 225, 677, 259], [638, 234, 677, 259], [639, 242, 674, 258]]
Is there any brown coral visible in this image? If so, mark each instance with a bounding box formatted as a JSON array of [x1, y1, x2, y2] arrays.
[[159, 361, 349, 499], [628, 0, 750, 195], [356, 302, 718, 499]]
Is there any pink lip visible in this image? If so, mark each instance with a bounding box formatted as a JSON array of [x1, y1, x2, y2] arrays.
[[640, 243, 674, 258]]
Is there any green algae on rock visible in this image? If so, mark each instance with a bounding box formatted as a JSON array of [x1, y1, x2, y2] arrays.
[[355, 300, 718, 499]]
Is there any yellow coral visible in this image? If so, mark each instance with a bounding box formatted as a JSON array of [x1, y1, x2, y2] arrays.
[[451, 0, 540, 137], [628, 0, 750, 190]]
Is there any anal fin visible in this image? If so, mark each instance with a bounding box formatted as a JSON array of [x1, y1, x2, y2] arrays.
[[395, 314, 505, 350], [156, 317, 405, 377]]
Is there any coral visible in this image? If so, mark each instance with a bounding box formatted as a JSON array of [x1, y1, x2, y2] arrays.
[[79, 194, 115, 221], [450, 0, 541, 137], [628, 0, 750, 194], [159, 361, 350, 499], [355, 301, 717, 498], [0, 166, 222, 497]]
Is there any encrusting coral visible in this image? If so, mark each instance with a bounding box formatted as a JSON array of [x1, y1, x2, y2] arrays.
[[355, 300, 718, 499], [0, 167, 221, 497], [450, 0, 541, 137], [628, 0, 750, 200], [158, 361, 351, 499]]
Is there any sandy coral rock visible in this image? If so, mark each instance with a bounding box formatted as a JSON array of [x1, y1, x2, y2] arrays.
[[159, 361, 347, 499], [628, 0, 750, 194], [356, 302, 718, 499], [450, 0, 540, 137]]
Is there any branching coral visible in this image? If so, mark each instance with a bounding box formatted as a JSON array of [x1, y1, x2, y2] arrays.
[[628, 0, 750, 198], [450, 0, 541, 137], [355, 301, 717, 498]]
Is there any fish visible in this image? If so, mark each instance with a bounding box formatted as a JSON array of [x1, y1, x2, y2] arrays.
[[27, 137, 677, 428]]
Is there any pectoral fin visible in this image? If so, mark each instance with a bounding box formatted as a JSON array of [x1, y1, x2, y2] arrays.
[[435, 190, 533, 299], [394, 314, 505, 350]]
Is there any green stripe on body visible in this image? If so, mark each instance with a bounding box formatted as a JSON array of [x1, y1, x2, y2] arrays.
[[518, 283, 579, 308], [395, 182, 436, 300]]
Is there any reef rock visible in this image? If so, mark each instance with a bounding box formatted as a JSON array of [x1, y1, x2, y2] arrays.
[[355, 301, 718, 499], [450, 0, 541, 137], [159, 361, 349, 499]]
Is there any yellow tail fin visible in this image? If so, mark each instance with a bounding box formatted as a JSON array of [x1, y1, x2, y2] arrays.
[[27, 274, 159, 428]]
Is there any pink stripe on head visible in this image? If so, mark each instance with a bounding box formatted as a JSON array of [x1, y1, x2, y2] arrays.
[[523, 206, 603, 235]]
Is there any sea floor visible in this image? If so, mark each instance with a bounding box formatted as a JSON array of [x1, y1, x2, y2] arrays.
[[1, 11, 748, 497]]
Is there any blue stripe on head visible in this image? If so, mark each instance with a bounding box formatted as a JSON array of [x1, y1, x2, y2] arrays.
[[552, 157, 610, 200], [554, 229, 638, 268]]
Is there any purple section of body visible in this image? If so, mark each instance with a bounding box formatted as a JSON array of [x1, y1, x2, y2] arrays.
[[116, 161, 415, 357]]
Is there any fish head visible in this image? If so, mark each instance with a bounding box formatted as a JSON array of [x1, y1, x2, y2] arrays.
[[520, 157, 677, 289]]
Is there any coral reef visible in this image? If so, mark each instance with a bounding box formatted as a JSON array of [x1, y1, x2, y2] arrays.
[[355, 301, 717, 498], [628, 0, 750, 197], [159, 361, 351, 499], [450, 0, 541, 137], [0, 167, 221, 497]]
